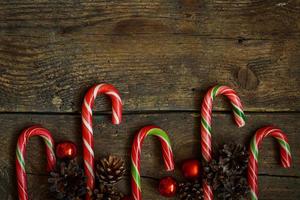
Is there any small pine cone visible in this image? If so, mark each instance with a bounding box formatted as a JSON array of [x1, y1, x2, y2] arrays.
[[96, 155, 125, 185], [218, 144, 249, 176], [202, 144, 249, 200], [203, 159, 226, 190], [48, 159, 86, 200], [216, 176, 249, 200], [178, 180, 203, 200], [93, 184, 124, 200]]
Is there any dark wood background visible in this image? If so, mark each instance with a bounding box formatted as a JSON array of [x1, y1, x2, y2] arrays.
[[0, 0, 299, 199]]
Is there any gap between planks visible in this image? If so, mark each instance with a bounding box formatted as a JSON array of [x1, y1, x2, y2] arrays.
[[0, 110, 300, 116]]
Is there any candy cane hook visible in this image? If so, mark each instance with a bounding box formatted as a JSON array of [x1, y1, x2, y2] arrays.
[[248, 126, 292, 200], [16, 126, 56, 200], [81, 83, 123, 199], [131, 125, 175, 200], [200, 85, 246, 200]]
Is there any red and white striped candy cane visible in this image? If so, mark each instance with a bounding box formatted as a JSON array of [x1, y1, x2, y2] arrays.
[[200, 85, 246, 200], [16, 126, 56, 200], [248, 126, 292, 200], [131, 125, 174, 200], [82, 83, 123, 199]]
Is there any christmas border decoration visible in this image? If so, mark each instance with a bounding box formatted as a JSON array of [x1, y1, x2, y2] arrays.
[[13, 83, 293, 200]]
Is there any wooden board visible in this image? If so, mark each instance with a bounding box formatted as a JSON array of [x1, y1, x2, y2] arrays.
[[0, 113, 299, 199], [0, 1, 300, 113], [0, 0, 300, 38], [0, 36, 299, 112], [1, 1, 300, 199]]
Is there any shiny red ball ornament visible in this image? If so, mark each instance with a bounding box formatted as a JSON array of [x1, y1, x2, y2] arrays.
[[56, 142, 77, 159], [158, 176, 177, 197], [181, 159, 201, 180]]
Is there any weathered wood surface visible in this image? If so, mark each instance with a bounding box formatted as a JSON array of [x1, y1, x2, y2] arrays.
[[1, 0, 300, 38], [0, 1, 300, 112], [0, 113, 299, 199], [1, 0, 300, 199]]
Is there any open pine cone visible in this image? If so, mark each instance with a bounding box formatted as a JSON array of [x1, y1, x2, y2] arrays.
[[95, 155, 126, 185], [93, 184, 124, 200], [178, 180, 203, 200], [48, 159, 86, 200], [215, 175, 249, 200], [203, 144, 249, 200], [203, 159, 225, 190], [218, 144, 249, 176]]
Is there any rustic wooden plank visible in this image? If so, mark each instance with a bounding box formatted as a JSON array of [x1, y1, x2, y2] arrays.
[[1, 1, 300, 113], [0, 0, 299, 39], [0, 35, 299, 112], [0, 112, 298, 177]]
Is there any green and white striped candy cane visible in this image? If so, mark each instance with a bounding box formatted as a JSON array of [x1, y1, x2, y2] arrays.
[[201, 85, 246, 200], [248, 126, 292, 200], [131, 125, 174, 200], [16, 126, 56, 200]]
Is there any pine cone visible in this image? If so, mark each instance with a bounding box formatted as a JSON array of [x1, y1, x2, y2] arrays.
[[218, 144, 249, 176], [178, 180, 203, 200], [93, 184, 124, 200], [95, 155, 125, 185], [48, 159, 86, 200], [202, 144, 249, 200], [216, 176, 248, 200], [203, 159, 226, 190]]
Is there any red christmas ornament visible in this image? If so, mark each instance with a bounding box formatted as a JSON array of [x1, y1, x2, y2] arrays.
[[56, 141, 77, 159], [158, 176, 177, 197], [181, 159, 201, 180]]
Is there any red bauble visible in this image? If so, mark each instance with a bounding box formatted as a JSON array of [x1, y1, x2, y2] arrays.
[[158, 176, 177, 197], [181, 159, 201, 180], [56, 142, 77, 159]]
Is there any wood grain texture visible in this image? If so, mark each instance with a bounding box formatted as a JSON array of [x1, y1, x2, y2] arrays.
[[1, 1, 300, 199], [0, 37, 299, 112], [0, 113, 299, 199], [0, 1, 300, 112], [0, 0, 300, 38]]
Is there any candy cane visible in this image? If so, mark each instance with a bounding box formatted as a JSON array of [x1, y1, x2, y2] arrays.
[[82, 83, 123, 199], [200, 85, 246, 200], [248, 126, 292, 200], [16, 126, 56, 200], [131, 125, 174, 200]]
